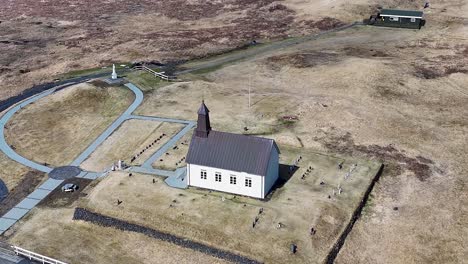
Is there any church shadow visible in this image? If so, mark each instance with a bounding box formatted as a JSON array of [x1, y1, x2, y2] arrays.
[[264, 164, 299, 201]]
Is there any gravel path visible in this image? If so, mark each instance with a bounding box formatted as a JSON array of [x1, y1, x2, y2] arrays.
[[73, 208, 262, 264]]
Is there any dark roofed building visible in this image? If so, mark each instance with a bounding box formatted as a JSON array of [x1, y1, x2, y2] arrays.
[[186, 101, 279, 199], [369, 9, 425, 29], [380, 9, 424, 18]]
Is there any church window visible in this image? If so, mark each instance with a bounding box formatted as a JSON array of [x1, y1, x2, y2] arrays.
[[230, 175, 237, 185], [215, 172, 222, 182], [245, 177, 252, 187]]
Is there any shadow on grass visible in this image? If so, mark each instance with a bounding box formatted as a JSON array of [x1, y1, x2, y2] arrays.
[[265, 163, 299, 200]]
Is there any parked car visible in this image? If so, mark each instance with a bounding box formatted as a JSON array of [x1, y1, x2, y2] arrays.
[[61, 183, 78, 192]]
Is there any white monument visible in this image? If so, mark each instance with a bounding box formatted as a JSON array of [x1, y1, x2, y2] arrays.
[[111, 64, 118, 80]]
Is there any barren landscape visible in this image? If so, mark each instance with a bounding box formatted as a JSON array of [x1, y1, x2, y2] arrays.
[[0, 0, 370, 100], [0, 0, 467, 263]]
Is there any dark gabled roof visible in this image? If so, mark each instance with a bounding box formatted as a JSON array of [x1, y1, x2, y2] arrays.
[[186, 131, 279, 176], [380, 9, 424, 18]]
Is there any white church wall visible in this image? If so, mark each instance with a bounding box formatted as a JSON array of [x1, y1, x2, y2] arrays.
[[187, 164, 263, 198], [263, 147, 279, 196]]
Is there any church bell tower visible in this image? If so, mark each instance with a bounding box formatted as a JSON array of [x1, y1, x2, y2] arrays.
[[195, 100, 211, 138]]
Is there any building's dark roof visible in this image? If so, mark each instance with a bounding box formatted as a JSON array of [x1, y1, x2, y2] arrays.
[[186, 130, 279, 176], [380, 9, 424, 18]]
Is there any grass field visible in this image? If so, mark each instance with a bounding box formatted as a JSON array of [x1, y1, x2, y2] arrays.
[[81, 119, 184, 171], [0, 152, 31, 192], [125, 70, 173, 93], [7, 207, 228, 264], [4, 81, 134, 167], [1, 2, 467, 263], [152, 128, 193, 171], [77, 147, 380, 264]]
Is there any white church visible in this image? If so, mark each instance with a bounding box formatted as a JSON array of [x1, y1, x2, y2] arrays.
[[186, 101, 280, 199]]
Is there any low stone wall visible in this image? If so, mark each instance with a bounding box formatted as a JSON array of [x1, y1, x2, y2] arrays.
[[325, 164, 385, 264], [73, 208, 261, 264]]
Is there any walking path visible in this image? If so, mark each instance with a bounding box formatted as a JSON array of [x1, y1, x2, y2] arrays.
[[70, 83, 143, 166], [142, 122, 195, 168], [0, 80, 194, 235], [0, 88, 57, 173]]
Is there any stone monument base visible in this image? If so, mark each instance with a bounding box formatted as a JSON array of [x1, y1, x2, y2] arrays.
[[103, 78, 125, 85]]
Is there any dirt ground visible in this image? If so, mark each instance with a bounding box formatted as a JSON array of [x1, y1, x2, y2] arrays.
[[77, 147, 380, 264], [4, 81, 134, 167], [81, 119, 184, 171], [39, 177, 93, 208]]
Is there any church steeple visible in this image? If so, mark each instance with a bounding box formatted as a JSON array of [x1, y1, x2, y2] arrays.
[[195, 100, 211, 138]]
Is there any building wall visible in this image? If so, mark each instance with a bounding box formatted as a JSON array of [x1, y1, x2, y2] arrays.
[[187, 163, 263, 198], [263, 147, 279, 197], [374, 16, 423, 29]]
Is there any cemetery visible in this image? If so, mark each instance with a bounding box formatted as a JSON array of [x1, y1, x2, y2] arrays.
[[76, 148, 381, 263]]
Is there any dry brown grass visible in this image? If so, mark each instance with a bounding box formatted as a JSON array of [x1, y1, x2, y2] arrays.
[[79, 146, 380, 264], [7, 207, 229, 264], [0, 152, 30, 191], [81, 119, 184, 171], [2, 1, 467, 263], [4, 82, 134, 167], [129, 20, 468, 263], [0, 0, 364, 101], [152, 128, 193, 170]]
